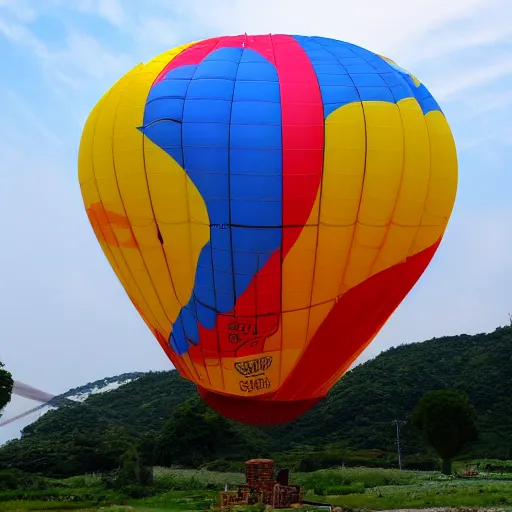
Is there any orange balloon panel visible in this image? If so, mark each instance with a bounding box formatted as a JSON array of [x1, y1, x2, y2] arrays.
[[78, 34, 457, 424]]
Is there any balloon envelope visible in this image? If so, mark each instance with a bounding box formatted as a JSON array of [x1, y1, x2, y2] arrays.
[[78, 34, 457, 425]]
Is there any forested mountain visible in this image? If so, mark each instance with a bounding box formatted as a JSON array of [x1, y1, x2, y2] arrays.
[[1, 325, 511, 477]]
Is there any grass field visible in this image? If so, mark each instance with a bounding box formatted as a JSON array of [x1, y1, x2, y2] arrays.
[[2, 465, 512, 512]]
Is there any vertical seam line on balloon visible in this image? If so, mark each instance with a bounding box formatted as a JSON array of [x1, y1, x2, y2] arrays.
[[286, 38, 371, 402], [280, 36, 327, 402], [141, 66, 184, 307], [178, 38, 229, 388], [225, 35, 245, 325], [148, 53, 204, 383], [355, 52, 408, 278], [394, 87, 434, 255], [271, 35, 325, 402], [300, 37, 328, 373], [128, 54, 202, 383], [220, 34, 245, 389], [203, 36, 232, 390], [143, 50, 205, 384], [317, 41, 369, 301], [371, 54, 435, 251], [153, 38, 226, 385], [115, 58, 200, 382], [268, 32, 284, 390], [110, 77, 180, 350], [147, 40, 224, 389], [411, 111, 434, 250], [88, 80, 166, 338]]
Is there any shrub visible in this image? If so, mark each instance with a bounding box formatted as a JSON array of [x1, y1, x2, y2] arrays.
[[403, 456, 440, 471], [154, 474, 219, 491], [0, 469, 50, 491], [297, 451, 397, 472], [323, 483, 365, 496], [202, 459, 244, 473], [297, 467, 418, 495], [119, 483, 155, 498]]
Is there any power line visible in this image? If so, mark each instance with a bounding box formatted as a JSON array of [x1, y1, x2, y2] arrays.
[[394, 419, 406, 470]]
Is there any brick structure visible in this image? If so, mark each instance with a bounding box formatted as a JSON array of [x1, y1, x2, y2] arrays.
[[219, 459, 303, 510]]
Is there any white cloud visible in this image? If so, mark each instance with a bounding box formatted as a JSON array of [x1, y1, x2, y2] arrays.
[[455, 134, 495, 151], [0, 18, 47, 56], [456, 89, 512, 121], [432, 57, 512, 100], [176, 0, 495, 55], [0, 0, 37, 22], [0, 89, 63, 146], [405, 24, 512, 65], [95, 0, 126, 26], [55, 30, 131, 82]]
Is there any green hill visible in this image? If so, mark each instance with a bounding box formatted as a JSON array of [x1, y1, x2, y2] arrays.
[[1, 325, 511, 477]]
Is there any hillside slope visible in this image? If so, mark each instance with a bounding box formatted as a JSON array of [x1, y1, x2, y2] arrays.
[[277, 327, 512, 455], [1, 325, 511, 475]]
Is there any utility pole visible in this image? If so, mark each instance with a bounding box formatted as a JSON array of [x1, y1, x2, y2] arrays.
[[394, 419, 404, 470]]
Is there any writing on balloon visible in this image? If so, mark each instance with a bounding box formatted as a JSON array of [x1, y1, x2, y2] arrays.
[[239, 377, 271, 393], [235, 356, 273, 377]]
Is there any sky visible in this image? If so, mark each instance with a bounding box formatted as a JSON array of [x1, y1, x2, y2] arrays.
[[1, 0, 512, 443]]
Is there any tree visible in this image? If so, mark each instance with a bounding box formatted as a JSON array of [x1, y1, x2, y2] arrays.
[[0, 361, 13, 415], [155, 395, 240, 467], [118, 445, 153, 486], [410, 390, 478, 475]]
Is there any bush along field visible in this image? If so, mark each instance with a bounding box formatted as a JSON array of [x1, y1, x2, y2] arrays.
[[2, 465, 512, 512]]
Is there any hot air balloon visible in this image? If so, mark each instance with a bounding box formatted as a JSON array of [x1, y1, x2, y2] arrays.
[[78, 34, 457, 425]]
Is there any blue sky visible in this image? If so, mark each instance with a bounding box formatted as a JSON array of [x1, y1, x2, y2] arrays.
[[1, 0, 512, 442]]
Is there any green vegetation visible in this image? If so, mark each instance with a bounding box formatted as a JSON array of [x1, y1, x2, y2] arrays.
[[1, 467, 512, 511], [154, 396, 246, 468], [301, 467, 512, 508], [1, 332, 511, 512], [1, 325, 512, 477], [411, 390, 479, 474], [0, 360, 13, 414]]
